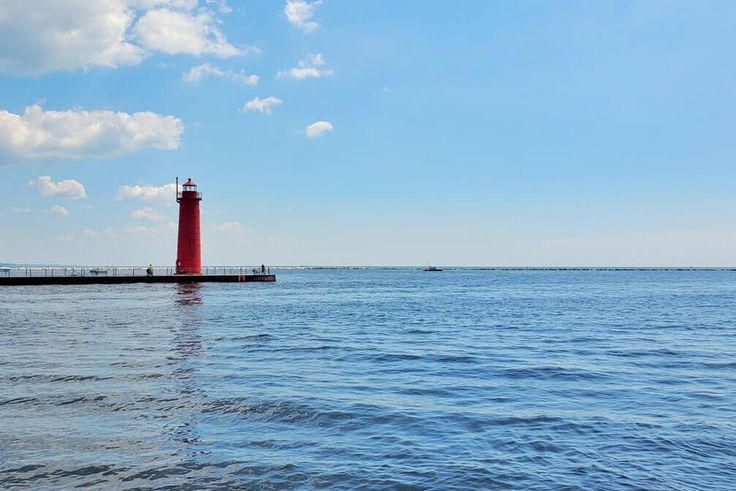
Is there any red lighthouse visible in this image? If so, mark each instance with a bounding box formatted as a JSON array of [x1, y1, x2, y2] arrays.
[[175, 177, 202, 274]]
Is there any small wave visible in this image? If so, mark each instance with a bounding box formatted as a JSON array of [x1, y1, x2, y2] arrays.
[[471, 414, 562, 430], [406, 328, 437, 334], [131, 372, 166, 380], [55, 465, 115, 478], [0, 464, 46, 475], [202, 397, 355, 426], [398, 386, 464, 398], [499, 365, 608, 381], [57, 395, 106, 406], [701, 361, 736, 369], [2, 374, 112, 383], [0, 396, 38, 406], [49, 374, 113, 383], [607, 348, 679, 358], [372, 353, 424, 363], [213, 333, 274, 342], [430, 354, 478, 364]]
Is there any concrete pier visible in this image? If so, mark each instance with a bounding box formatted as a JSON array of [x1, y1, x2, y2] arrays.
[[0, 274, 275, 286]]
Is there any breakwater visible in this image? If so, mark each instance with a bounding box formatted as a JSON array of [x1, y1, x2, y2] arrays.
[[0, 273, 275, 286]]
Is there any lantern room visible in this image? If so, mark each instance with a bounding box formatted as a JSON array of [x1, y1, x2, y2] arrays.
[[177, 177, 202, 202]]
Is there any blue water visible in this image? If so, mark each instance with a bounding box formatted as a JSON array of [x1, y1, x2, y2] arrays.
[[1, 269, 734, 489]]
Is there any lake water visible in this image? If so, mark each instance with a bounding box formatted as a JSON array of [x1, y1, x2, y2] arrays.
[[1, 269, 734, 489]]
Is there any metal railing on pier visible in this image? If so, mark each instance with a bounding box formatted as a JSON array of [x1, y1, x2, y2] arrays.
[[0, 266, 272, 278]]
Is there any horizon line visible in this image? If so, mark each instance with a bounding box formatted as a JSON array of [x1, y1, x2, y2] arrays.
[[2, 264, 735, 270]]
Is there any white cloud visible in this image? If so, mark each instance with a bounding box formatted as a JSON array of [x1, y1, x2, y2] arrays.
[[305, 120, 333, 138], [123, 222, 176, 234], [115, 183, 177, 202], [57, 234, 74, 242], [182, 63, 258, 85], [83, 228, 117, 239], [206, 0, 233, 14], [0, 1, 143, 75], [29, 176, 87, 199], [305, 53, 325, 66], [243, 97, 283, 115], [0, 1, 243, 75], [130, 206, 166, 220], [280, 67, 321, 80], [209, 221, 246, 233], [182, 62, 223, 82], [277, 53, 333, 80], [12, 207, 31, 213], [284, 0, 323, 33], [135, 8, 239, 57], [45, 205, 70, 216], [133, 1, 199, 9], [0, 105, 183, 162]]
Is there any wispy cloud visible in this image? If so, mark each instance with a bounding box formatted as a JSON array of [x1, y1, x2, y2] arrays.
[[277, 53, 333, 80], [182, 63, 259, 85], [130, 206, 166, 221], [206, 0, 233, 15], [243, 96, 283, 115], [123, 222, 177, 235], [115, 183, 177, 202], [83, 228, 116, 240], [305, 120, 333, 138], [284, 0, 324, 33], [209, 221, 247, 233], [44, 204, 69, 216], [29, 176, 86, 199], [12, 207, 31, 213]]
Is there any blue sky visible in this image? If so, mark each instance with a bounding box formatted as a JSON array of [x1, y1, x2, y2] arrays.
[[1, 0, 735, 266]]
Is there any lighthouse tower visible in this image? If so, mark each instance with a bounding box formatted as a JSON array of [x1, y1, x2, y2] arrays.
[[175, 177, 202, 274]]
